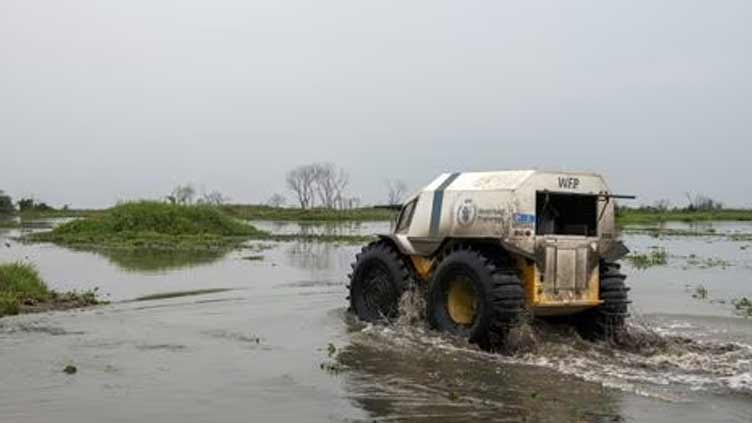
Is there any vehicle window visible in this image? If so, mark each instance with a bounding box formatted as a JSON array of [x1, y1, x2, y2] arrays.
[[396, 199, 417, 233], [536, 192, 598, 237]]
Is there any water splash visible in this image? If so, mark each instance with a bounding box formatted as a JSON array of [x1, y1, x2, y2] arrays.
[[346, 304, 752, 401]]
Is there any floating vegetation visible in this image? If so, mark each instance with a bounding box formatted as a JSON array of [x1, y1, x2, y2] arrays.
[[692, 285, 709, 300], [626, 248, 668, 269], [684, 255, 731, 269], [732, 297, 752, 318], [319, 342, 345, 374], [0, 219, 20, 229], [621, 225, 752, 243]]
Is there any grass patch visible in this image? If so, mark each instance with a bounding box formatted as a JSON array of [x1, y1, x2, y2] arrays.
[[17, 208, 101, 220], [28, 201, 268, 251], [0, 262, 50, 301], [626, 248, 668, 269], [222, 205, 397, 222], [0, 219, 20, 229], [617, 209, 752, 226], [0, 262, 100, 318], [25, 202, 380, 253]]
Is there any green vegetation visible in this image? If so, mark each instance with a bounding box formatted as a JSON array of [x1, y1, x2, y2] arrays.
[[0, 219, 20, 229], [626, 248, 668, 269], [222, 205, 397, 222], [692, 285, 709, 300], [29, 201, 267, 251], [0, 262, 99, 318], [617, 208, 752, 226], [0, 190, 14, 214], [25, 201, 377, 253], [18, 208, 98, 219], [732, 297, 752, 318], [684, 254, 731, 269], [0, 262, 50, 302]]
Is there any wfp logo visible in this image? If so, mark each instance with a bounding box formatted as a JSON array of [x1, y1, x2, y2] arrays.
[[558, 177, 580, 190], [456, 199, 477, 226]]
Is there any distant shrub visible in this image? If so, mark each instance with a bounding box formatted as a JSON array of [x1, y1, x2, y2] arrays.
[[0, 191, 14, 214], [52, 201, 260, 237], [17, 198, 54, 213]]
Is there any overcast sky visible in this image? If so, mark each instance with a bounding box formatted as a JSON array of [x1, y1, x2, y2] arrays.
[[1, 1, 750, 208]]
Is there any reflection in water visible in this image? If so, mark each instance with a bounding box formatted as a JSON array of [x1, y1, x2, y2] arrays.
[[250, 220, 391, 237], [285, 241, 339, 271], [337, 317, 624, 423], [92, 248, 226, 272]]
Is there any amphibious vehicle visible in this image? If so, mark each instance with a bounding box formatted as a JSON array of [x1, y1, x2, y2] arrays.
[[348, 170, 632, 350]]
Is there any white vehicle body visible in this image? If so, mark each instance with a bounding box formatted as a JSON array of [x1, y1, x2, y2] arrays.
[[385, 170, 628, 315]]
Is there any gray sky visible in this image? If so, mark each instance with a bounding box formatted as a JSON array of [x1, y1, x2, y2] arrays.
[[2, 0, 750, 208]]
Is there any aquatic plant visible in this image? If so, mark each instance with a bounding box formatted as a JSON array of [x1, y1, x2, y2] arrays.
[[685, 255, 731, 269], [692, 285, 709, 300], [626, 248, 668, 269], [732, 297, 752, 318]]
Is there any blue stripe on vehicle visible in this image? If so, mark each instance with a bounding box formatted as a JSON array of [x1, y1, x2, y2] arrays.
[[429, 172, 461, 237]]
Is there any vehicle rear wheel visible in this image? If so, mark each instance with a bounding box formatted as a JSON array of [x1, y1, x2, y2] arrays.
[[575, 261, 630, 341], [427, 246, 524, 351], [349, 240, 411, 322]]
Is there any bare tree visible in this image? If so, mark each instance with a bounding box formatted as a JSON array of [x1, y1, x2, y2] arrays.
[[313, 163, 349, 209], [168, 184, 195, 205], [385, 179, 407, 205], [653, 199, 670, 212], [685, 192, 722, 212], [286, 165, 317, 209], [267, 193, 286, 208], [342, 196, 360, 210], [198, 190, 228, 206]]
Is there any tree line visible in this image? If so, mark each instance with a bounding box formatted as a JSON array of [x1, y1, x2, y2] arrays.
[[0, 165, 410, 214], [283, 162, 408, 210]]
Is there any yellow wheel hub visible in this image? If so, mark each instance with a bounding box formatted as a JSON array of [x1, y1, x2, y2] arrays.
[[447, 278, 477, 326]]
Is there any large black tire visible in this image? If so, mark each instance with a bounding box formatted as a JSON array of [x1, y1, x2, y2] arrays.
[[427, 246, 524, 351], [576, 261, 630, 341], [348, 240, 411, 322]]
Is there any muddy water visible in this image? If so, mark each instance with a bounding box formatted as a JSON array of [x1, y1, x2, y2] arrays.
[[0, 221, 750, 422]]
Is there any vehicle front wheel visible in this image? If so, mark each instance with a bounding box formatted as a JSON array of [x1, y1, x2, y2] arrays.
[[427, 246, 524, 351], [349, 240, 411, 322]]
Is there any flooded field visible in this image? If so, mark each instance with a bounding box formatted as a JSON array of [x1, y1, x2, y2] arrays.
[[0, 221, 750, 422]]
